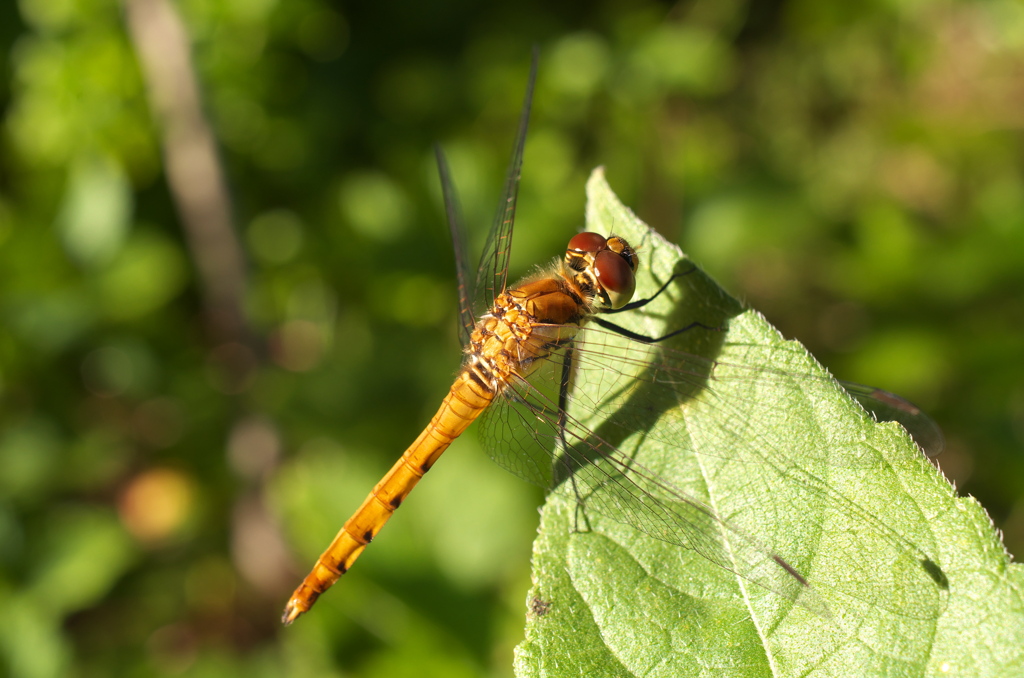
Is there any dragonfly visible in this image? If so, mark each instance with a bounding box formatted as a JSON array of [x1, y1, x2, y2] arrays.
[[282, 51, 946, 626]]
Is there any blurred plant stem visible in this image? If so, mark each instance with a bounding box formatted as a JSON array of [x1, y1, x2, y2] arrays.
[[122, 0, 295, 601], [123, 0, 251, 352]]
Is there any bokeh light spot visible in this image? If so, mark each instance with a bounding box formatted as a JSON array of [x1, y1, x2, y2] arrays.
[[297, 7, 349, 62], [227, 416, 281, 479], [270, 319, 327, 372], [81, 346, 136, 397], [247, 209, 304, 264], [338, 171, 411, 242], [57, 153, 131, 267], [548, 32, 609, 98], [96, 233, 186, 321], [118, 468, 196, 544]]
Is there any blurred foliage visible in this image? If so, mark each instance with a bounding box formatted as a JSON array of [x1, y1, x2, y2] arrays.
[[0, 0, 1022, 676]]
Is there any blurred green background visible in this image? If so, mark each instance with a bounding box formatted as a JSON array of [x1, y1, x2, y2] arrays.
[[1, 0, 1023, 675]]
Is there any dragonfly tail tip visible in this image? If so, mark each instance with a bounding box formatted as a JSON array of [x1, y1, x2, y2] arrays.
[[281, 600, 305, 626]]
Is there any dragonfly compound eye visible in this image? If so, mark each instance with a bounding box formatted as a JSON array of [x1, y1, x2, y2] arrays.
[[605, 236, 639, 273], [594, 248, 637, 309], [567, 232, 608, 253]]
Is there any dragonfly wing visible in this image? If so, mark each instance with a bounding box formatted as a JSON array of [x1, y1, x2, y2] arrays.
[[477, 364, 829, 616], [473, 48, 538, 309], [840, 381, 945, 458], [434, 145, 477, 346], [568, 326, 943, 470], [548, 321, 948, 622]]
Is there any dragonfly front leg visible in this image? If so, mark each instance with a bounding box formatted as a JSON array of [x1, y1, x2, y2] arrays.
[[594, 264, 724, 343], [602, 267, 697, 314]]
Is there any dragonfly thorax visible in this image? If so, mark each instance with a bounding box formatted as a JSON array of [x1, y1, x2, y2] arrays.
[[564, 232, 638, 310], [466, 276, 589, 391], [460, 233, 640, 397]]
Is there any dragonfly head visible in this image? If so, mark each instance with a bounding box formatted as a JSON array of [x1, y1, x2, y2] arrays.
[[565, 232, 639, 309]]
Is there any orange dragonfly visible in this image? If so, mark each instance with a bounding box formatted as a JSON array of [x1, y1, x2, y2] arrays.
[[282, 51, 945, 625]]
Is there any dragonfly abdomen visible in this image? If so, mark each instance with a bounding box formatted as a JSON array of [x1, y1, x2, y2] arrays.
[[281, 372, 494, 625], [284, 269, 593, 624]]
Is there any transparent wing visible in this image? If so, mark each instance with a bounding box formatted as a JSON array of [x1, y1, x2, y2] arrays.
[[566, 328, 944, 468], [478, 362, 827, 617], [435, 144, 477, 346], [841, 382, 944, 458], [478, 322, 947, 622], [473, 48, 538, 312]]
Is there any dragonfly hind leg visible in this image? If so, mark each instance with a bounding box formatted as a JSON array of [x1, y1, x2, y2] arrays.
[[553, 344, 603, 535]]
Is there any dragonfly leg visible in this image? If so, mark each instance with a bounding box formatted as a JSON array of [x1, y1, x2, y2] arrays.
[[604, 266, 697, 314], [552, 344, 598, 532], [556, 346, 573, 448], [571, 501, 594, 535], [590, 315, 721, 344], [596, 264, 726, 342], [554, 346, 584, 495]]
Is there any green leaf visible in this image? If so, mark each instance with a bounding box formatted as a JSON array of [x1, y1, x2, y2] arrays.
[[514, 168, 1024, 677]]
